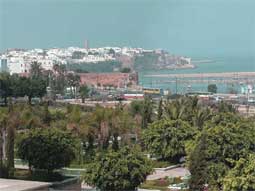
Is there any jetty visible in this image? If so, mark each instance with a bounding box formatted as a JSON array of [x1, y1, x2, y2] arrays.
[[145, 72, 255, 78], [144, 72, 255, 85]]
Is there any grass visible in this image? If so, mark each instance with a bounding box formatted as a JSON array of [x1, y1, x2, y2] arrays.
[[151, 160, 177, 168], [68, 60, 122, 73]]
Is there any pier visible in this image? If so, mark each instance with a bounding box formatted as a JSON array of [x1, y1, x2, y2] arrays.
[[144, 72, 255, 84], [145, 72, 255, 78]]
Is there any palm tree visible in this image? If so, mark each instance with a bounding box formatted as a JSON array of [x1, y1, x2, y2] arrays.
[[19, 106, 42, 129], [91, 106, 112, 149], [6, 112, 19, 178], [0, 110, 7, 177], [79, 85, 90, 103], [192, 108, 212, 130], [29, 61, 43, 78], [66, 73, 80, 98], [110, 107, 133, 150], [164, 96, 200, 121], [164, 98, 186, 120]]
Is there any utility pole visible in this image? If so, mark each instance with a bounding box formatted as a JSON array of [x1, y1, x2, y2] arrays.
[[175, 76, 178, 94]]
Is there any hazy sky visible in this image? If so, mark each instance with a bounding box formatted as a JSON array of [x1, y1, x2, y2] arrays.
[[0, 0, 254, 57]]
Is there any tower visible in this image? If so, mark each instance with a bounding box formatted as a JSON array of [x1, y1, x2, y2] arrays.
[[84, 40, 89, 50]]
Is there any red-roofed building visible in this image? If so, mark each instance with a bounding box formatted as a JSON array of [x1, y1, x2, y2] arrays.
[[79, 72, 138, 88]]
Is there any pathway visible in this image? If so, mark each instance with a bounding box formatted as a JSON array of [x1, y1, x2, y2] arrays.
[[146, 167, 190, 180]]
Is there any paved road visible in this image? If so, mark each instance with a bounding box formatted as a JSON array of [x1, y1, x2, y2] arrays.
[[146, 167, 190, 180]]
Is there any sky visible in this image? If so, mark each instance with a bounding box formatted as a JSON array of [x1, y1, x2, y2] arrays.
[[0, 0, 255, 57]]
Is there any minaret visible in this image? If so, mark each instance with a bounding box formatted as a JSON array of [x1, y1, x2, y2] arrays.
[[84, 40, 89, 50]]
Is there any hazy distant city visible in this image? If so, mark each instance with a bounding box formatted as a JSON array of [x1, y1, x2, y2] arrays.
[[0, 45, 192, 75]]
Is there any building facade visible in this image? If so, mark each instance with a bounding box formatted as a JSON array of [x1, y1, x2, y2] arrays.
[[0, 58, 8, 72]]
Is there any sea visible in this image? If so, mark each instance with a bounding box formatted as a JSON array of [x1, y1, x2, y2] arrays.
[[0, 0, 255, 93], [139, 56, 255, 94]]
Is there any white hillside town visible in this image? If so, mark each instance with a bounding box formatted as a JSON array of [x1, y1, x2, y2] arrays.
[[0, 46, 192, 75]]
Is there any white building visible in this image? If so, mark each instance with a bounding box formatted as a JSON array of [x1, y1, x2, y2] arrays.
[[8, 57, 31, 75], [0, 56, 8, 72], [37, 58, 54, 70]]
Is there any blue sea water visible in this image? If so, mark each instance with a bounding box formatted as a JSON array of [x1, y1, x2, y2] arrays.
[[0, 0, 255, 92], [139, 56, 255, 93]]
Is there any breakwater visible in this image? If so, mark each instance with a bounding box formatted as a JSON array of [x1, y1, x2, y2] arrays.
[[144, 72, 255, 78]]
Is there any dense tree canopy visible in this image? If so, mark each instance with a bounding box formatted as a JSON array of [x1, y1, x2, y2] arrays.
[[142, 119, 195, 161], [187, 121, 255, 190], [0, 72, 47, 105], [0, 73, 12, 105], [223, 154, 255, 191], [17, 128, 76, 173], [0, 83, 254, 190], [188, 133, 209, 191], [83, 147, 152, 191]]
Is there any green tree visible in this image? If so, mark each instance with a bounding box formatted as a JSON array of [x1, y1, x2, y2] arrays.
[[223, 154, 255, 191], [189, 133, 209, 191], [142, 96, 153, 129], [120, 67, 131, 73], [90, 106, 113, 150], [110, 106, 134, 151], [17, 128, 76, 174], [208, 84, 217, 93], [26, 77, 47, 104], [10, 75, 28, 98], [79, 85, 90, 103], [130, 100, 143, 117], [188, 121, 255, 189], [157, 98, 163, 120], [19, 105, 42, 129], [42, 102, 51, 125], [142, 119, 195, 161], [30, 61, 43, 79], [218, 101, 236, 113], [6, 112, 18, 177], [164, 98, 187, 120], [66, 73, 80, 97], [108, 48, 115, 55], [192, 107, 212, 130], [0, 109, 7, 177], [128, 100, 143, 141], [164, 96, 200, 122], [51, 64, 67, 95], [0, 73, 12, 105], [83, 147, 152, 191]]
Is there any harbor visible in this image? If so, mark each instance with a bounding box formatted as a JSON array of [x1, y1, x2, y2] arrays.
[[140, 72, 255, 93], [144, 72, 255, 79]]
